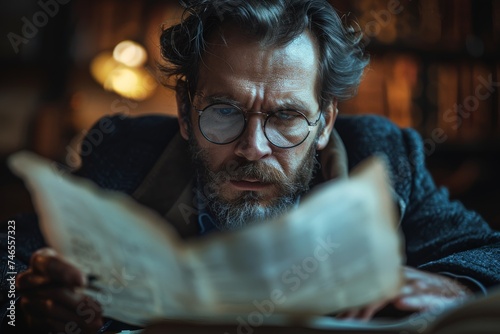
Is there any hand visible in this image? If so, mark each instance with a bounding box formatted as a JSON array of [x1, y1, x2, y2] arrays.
[[336, 266, 473, 321], [319, 128, 348, 181], [16, 248, 103, 333]]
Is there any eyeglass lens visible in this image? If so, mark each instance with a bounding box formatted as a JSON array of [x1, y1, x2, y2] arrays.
[[198, 104, 310, 148]]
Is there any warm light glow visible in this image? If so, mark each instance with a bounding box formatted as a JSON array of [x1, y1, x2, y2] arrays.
[[113, 40, 147, 67], [90, 41, 156, 101], [90, 52, 120, 86], [104, 67, 157, 101]]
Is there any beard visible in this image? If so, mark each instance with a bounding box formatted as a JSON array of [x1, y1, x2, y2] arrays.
[[188, 134, 320, 231]]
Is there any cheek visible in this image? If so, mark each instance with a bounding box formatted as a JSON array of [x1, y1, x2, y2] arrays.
[[278, 139, 316, 173], [190, 125, 226, 169], [201, 142, 236, 171], [274, 151, 301, 175]]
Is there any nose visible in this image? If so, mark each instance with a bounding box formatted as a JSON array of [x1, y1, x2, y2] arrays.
[[234, 114, 272, 161]]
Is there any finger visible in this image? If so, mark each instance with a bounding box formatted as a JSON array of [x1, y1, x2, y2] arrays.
[[335, 308, 361, 320], [16, 269, 51, 290], [20, 296, 103, 331], [336, 300, 389, 321], [400, 267, 472, 298], [358, 300, 390, 321], [320, 128, 348, 181], [392, 294, 433, 312], [401, 266, 421, 278], [29, 248, 58, 269], [398, 282, 418, 297], [335, 311, 349, 319], [399, 293, 466, 312], [30, 248, 86, 287], [23, 287, 89, 310]]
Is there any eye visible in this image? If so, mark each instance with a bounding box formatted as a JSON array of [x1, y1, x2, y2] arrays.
[[275, 110, 299, 121], [211, 105, 239, 116]]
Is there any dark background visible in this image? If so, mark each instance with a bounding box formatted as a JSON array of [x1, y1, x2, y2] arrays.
[[1, 0, 499, 229]]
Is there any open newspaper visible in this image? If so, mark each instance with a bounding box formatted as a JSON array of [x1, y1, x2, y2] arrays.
[[8, 151, 403, 327]]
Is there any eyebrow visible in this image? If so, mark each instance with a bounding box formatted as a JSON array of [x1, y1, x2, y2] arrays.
[[199, 93, 314, 114], [202, 94, 242, 107]]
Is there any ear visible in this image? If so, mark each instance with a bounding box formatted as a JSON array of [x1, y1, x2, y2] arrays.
[[175, 83, 190, 141], [316, 99, 338, 150]]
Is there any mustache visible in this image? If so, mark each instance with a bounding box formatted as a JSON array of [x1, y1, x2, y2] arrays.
[[214, 161, 286, 184]]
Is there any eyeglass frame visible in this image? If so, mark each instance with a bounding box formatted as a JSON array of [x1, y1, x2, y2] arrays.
[[187, 88, 323, 149]]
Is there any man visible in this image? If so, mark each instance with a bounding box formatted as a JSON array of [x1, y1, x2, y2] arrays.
[[2, 0, 500, 333]]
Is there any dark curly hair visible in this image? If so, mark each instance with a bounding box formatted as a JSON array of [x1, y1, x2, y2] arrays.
[[159, 0, 369, 115]]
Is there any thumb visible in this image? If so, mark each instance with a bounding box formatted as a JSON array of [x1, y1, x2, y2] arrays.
[[30, 248, 86, 287]]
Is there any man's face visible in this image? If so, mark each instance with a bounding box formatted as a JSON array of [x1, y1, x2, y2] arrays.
[[177, 28, 335, 230]]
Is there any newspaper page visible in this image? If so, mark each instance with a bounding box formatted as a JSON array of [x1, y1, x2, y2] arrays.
[[8, 151, 403, 326]]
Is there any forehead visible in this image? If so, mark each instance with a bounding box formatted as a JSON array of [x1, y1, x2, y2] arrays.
[[196, 26, 320, 109]]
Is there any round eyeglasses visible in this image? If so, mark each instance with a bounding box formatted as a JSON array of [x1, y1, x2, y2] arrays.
[[193, 103, 322, 148]]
